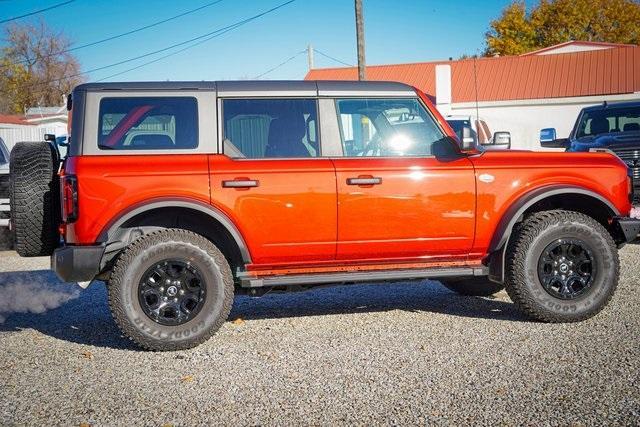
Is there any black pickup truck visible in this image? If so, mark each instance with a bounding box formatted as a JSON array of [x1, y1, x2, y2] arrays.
[[540, 100, 640, 202]]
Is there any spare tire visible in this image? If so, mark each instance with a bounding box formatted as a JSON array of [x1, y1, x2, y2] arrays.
[[9, 141, 60, 257]]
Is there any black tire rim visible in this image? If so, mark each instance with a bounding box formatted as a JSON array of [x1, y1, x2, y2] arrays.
[[138, 259, 206, 326], [537, 238, 596, 300]]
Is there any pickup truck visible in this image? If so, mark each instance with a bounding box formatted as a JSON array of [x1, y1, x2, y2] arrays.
[[540, 100, 640, 201], [8, 80, 640, 351]]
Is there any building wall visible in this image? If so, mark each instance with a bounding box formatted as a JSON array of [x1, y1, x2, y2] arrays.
[[438, 93, 640, 151]]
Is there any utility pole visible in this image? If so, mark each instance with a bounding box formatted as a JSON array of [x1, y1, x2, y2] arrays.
[[307, 43, 314, 71], [354, 0, 366, 80]]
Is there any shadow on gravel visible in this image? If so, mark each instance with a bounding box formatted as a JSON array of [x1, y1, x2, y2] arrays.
[[230, 280, 527, 323], [0, 270, 528, 350]]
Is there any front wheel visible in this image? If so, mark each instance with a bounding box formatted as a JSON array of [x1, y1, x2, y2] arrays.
[[505, 210, 619, 323], [108, 229, 234, 351]]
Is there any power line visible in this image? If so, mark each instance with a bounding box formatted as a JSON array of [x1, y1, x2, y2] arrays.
[[96, 22, 246, 82], [252, 50, 306, 79], [8, 0, 297, 88], [313, 48, 353, 67], [2, 0, 226, 69], [0, 0, 76, 24]]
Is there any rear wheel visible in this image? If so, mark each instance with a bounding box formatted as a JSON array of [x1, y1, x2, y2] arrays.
[[9, 141, 60, 257], [505, 210, 618, 322], [108, 229, 234, 351], [440, 277, 505, 297]]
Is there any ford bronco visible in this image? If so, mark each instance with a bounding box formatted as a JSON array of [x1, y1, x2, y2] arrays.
[[9, 80, 640, 351]]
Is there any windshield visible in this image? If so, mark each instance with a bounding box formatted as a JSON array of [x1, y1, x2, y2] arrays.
[[447, 119, 471, 142], [575, 106, 640, 138]]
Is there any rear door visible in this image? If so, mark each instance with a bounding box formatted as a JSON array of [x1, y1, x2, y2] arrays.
[[326, 96, 476, 262], [209, 91, 337, 266]]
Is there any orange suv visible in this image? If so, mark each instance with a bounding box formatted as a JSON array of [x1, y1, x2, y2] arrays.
[[9, 80, 640, 351]]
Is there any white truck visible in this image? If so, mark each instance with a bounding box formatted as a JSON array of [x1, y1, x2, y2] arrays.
[[445, 115, 511, 150]]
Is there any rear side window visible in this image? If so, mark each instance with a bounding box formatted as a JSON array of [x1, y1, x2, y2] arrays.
[[98, 97, 198, 150], [222, 98, 319, 158]]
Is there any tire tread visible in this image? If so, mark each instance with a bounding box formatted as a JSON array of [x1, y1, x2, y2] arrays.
[[108, 228, 234, 351], [504, 210, 619, 323]]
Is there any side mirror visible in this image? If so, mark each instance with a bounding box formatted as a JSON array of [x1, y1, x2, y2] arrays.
[[490, 131, 511, 149], [540, 128, 569, 148], [44, 134, 56, 142]]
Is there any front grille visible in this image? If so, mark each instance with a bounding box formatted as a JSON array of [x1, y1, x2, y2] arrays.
[[0, 174, 8, 200]]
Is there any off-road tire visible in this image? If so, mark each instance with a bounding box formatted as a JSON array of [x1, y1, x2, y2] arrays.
[[108, 229, 234, 351], [440, 277, 505, 296], [505, 210, 618, 322], [9, 141, 60, 257]]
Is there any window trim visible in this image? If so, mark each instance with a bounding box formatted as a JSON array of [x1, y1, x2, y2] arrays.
[[332, 96, 455, 159], [82, 91, 215, 156], [218, 97, 325, 161]]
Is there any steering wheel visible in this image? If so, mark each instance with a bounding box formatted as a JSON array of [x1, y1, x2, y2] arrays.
[[360, 132, 383, 156]]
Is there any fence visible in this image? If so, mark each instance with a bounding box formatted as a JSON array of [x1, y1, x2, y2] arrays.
[[0, 125, 66, 152]]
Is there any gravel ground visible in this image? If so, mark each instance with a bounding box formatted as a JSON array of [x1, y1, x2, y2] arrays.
[[0, 247, 639, 426]]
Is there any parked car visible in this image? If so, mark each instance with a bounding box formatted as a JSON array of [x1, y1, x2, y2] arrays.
[[540, 100, 640, 201], [446, 115, 511, 150], [0, 137, 9, 228], [9, 80, 640, 351]]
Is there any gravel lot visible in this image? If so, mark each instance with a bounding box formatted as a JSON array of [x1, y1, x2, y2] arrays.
[[1, 247, 639, 426]]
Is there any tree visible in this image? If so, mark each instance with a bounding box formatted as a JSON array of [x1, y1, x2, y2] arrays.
[[0, 20, 84, 114], [485, 0, 640, 56]]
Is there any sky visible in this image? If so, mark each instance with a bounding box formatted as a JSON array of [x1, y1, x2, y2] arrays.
[[0, 0, 513, 82]]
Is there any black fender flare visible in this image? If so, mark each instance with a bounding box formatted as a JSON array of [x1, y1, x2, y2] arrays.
[[487, 185, 619, 283], [97, 197, 252, 264]]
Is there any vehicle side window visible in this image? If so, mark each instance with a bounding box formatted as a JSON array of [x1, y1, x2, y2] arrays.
[[98, 97, 198, 150], [222, 98, 319, 159], [334, 98, 451, 157]]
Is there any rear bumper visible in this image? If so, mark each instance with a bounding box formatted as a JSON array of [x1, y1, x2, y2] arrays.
[[51, 244, 105, 282], [613, 216, 640, 244]]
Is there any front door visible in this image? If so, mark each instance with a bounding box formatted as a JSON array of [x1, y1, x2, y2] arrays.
[[330, 97, 476, 261], [210, 97, 337, 266]]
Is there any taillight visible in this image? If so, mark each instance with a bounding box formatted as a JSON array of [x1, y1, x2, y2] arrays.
[[61, 175, 78, 223]]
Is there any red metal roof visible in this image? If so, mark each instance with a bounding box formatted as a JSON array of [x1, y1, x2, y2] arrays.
[[0, 114, 30, 125], [305, 45, 640, 103], [521, 40, 637, 56]]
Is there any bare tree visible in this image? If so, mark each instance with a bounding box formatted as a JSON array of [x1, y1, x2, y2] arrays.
[[0, 20, 84, 114]]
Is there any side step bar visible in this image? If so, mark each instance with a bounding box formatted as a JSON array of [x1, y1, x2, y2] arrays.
[[238, 266, 488, 288]]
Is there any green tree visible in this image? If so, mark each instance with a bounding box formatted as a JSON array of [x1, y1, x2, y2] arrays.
[[0, 20, 84, 114], [485, 0, 640, 56]]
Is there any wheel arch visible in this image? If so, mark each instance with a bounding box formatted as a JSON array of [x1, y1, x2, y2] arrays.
[[98, 198, 251, 273], [487, 185, 619, 283]]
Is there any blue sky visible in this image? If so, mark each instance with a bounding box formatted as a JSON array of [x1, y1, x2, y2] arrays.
[[0, 0, 512, 82]]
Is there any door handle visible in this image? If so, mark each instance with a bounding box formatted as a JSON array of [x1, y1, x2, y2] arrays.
[[222, 179, 259, 188], [346, 176, 382, 186]]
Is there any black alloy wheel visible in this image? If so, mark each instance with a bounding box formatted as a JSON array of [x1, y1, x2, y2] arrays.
[[537, 238, 596, 300], [138, 259, 206, 326]]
